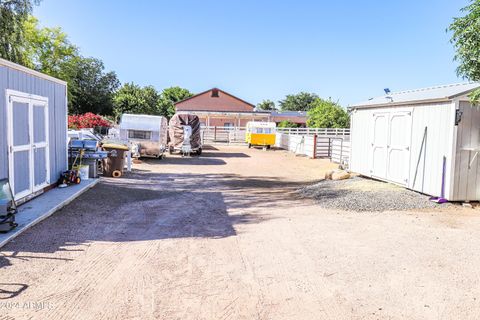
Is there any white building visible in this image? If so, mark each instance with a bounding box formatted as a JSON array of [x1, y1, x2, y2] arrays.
[[349, 82, 480, 201]]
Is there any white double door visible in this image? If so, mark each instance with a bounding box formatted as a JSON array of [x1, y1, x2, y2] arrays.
[[6, 90, 50, 200], [370, 108, 412, 186]]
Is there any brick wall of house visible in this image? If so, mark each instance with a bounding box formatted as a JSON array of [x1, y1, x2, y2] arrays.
[[198, 116, 270, 127]]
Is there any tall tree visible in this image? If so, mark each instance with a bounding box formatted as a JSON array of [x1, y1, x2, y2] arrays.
[[0, 0, 40, 64], [113, 83, 161, 117], [278, 92, 319, 111], [159, 86, 194, 118], [257, 99, 276, 111], [22, 15, 78, 75], [450, 0, 480, 101], [20, 16, 119, 115], [306, 98, 349, 128], [66, 56, 120, 115]]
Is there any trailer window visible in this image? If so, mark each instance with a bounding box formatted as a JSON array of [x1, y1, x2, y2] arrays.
[[128, 130, 151, 140]]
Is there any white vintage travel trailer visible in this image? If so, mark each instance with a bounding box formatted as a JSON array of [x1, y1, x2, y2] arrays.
[[119, 114, 168, 158]]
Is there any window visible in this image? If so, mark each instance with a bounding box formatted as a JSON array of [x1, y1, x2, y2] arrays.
[[211, 89, 219, 98], [128, 130, 151, 140], [253, 128, 272, 134]]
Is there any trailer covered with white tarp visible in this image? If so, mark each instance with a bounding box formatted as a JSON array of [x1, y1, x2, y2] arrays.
[[350, 82, 480, 201]]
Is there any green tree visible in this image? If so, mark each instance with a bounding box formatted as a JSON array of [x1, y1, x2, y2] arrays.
[[66, 56, 120, 115], [257, 99, 276, 111], [113, 83, 161, 117], [278, 92, 319, 111], [158, 86, 194, 118], [449, 0, 480, 101], [306, 98, 349, 128], [22, 16, 78, 75], [0, 0, 40, 64], [18, 15, 119, 115], [277, 120, 300, 128]]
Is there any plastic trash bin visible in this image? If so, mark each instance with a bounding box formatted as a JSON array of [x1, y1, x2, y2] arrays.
[[102, 143, 129, 178]]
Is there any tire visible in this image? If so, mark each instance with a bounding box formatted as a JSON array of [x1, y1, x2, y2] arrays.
[[197, 148, 202, 156], [168, 146, 173, 155], [267, 145, 271, 149], [112, 170, 122, 178], [248, 143, 252, 148], [75, 176, 81, 184]]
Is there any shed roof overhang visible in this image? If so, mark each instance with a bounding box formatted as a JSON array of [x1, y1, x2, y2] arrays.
[[350, 82, 480, 111], [348, 97, 453, 111], [0, 58, 67, 86]]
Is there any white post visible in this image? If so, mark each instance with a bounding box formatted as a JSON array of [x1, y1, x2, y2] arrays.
[[127, 150, 132, 172]]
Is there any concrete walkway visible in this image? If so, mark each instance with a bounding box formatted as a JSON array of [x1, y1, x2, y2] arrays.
[[0, 179, 99, 249]]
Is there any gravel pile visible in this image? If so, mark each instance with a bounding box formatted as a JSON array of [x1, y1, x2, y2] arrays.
[[299, 177, 449, 212]]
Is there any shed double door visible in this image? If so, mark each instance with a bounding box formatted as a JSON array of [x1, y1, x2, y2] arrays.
[[6, 90, 50, 200], [371, 109, 412, 186]]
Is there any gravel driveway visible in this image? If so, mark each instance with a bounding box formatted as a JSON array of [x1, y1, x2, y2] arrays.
[[300, 176, 450, 212], [0, 146, 479, 320]]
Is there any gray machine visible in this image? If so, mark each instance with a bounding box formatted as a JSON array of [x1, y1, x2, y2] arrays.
[[0, 179, 18, 233]]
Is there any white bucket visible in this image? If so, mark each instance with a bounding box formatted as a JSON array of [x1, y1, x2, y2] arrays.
[[79, 165, 90, 180]]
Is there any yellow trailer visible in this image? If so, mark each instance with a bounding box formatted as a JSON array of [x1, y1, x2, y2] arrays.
[[245, 121, 276, 149]]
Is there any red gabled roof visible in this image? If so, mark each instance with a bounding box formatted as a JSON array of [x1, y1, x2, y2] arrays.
[[174, 88, 255, 111]]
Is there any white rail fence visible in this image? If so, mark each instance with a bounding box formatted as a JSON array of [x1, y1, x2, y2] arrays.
[[276, 127, 350, 136], [200, 126, 350, 166], [201, 126, 246, 143]]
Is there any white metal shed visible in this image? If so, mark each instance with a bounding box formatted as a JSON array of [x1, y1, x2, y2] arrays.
[[350, 82, 480, 201]]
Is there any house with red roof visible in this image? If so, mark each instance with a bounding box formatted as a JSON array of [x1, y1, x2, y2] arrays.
[[174, 88, 306, 127]]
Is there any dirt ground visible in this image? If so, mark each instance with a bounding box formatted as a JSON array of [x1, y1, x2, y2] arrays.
[[1, 145, 480, 320]]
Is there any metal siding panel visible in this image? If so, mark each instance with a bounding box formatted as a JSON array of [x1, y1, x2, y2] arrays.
[[0, 66, 7, 179], [466, 104, 478, 200], [454, 101, 480, 201], [408, 102, 453, 197], [456, 103, 471, 200], [454, 110, 463, 199], [54, 83, 67, 178], [46, 80, 57, 182]]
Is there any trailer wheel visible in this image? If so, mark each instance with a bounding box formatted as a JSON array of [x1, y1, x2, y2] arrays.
[[267, 145, 271, 150]]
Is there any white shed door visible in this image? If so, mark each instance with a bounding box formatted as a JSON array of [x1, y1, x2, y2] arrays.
[[371, 113, 389, 179], [371, 109, 412, 186], [387, 111, 412, 185], [7, 90, 50, 200]]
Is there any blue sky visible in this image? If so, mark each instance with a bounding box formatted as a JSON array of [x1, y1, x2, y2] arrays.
[[34, 0, 468, 107]]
